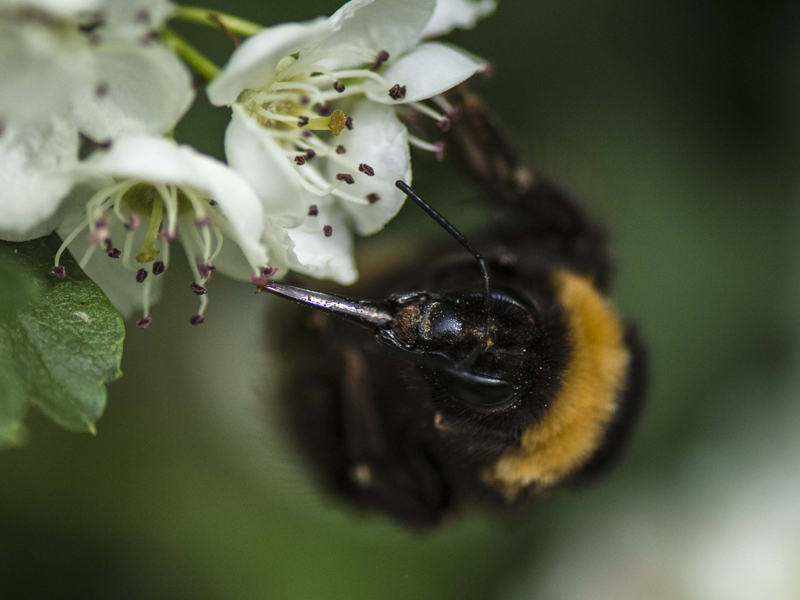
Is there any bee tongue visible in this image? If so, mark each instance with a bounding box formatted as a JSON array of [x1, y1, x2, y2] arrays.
[[264, 282, 394, 330]]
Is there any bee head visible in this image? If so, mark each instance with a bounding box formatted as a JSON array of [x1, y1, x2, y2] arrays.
[[377, 288, 538, 408]]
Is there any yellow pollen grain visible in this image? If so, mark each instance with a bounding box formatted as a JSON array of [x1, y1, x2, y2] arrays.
[[327, 110, 347, 136]]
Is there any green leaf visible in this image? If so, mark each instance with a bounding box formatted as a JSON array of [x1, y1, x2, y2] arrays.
[[0, 234, 125, 447]]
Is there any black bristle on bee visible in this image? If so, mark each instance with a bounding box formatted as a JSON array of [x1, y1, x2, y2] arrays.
[[265, 86, 648, 529]]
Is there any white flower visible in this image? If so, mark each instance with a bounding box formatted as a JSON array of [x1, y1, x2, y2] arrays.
[[207, 0, 490, 284], [50, 136, 287, 327], [0, 0, 195, 247], [0, 0, 193, 138]]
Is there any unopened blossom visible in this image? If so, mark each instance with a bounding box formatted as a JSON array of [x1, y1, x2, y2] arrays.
[[51, 136, 289, 326], [0, 0, 194, 244], [208, 0, 490, 284]]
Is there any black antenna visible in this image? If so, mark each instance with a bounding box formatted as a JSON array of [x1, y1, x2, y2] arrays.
[[395, 180, 491, 313]]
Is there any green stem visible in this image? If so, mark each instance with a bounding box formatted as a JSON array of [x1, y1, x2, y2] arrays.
[[159, 27, 220, 81], [172, 5, 264, 37]]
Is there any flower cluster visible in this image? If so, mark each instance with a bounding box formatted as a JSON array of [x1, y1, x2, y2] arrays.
[[0, 0, 495, 327]]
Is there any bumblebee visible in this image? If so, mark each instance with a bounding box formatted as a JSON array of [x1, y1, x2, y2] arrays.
[[265, 88, 647, 529]]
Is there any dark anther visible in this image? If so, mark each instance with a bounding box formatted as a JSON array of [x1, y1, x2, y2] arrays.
[[136, 268, 148, 283], [158, 229, 177, 241], [366, 193, 381, 204], [95, 83, 108, 98], [78, 16, 104, 34], [190, 282, 207, 295], [438, 116, 451, 132], [139, 32, 156, 46], [333, 81, 346, 93], [305, 149, 316, 159], [197, 262, 216, 280], [107, 248, 121, 259], [250, 273, 267, 291], [335, 145, 347, 154], [124, 213, 141, 231], [136, 9, 151, 24], [345, 116, 354, 130], [323, 225, 333, 237], [250, 266, 277, 291], [294, 155, 306, 165], [370, 49, 390, 71], [308, 204, 319, 217], [49, 266, 66, 279], [300, 96, 310, 105], [358, 163, 375, 177], [388, 84, 406, 100], [152, 261, 165, 275], [135, 317, 152, 329], [297, 115, 309, 127], [190, 315, 205, 325], [301, 131, 312, 139], [336, 173, 355, 185], [313, 102, 332, 116], [103, 238, 113, 253]]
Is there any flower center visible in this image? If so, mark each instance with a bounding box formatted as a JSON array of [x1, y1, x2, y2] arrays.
[[50, 180, 239, 327]]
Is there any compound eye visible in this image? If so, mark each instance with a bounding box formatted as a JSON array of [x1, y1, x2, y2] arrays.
[[436, 368, 515, 408]]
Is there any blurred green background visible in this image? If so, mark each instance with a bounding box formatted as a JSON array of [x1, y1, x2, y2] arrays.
[[3, 0, 800, 598]]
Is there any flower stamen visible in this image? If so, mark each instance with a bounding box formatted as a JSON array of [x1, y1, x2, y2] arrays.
[[408, 134, 446, 161], [409, 102, 451, 131]]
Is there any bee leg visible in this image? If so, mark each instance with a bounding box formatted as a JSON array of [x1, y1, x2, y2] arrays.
[[336, 343, 451, 529], [444, 85, 614, 292]]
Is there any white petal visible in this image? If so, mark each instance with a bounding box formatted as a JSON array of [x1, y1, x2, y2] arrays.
[[189, 153, 269, 272], [262, 218, 295, 277], [0, 119, 79, 241], [366, 42, 486, 104], [82, 135, 198, 183], [71, 41, 194, 140], [0, 0, 100, 15], [224, 105, 311, 225], [213, 217, 294, 280], [287, 206, 357, 285], [422, 0, 496, 38], [100, 0, 175, 35], [307, 0, 436, 70], [328, 101, 410, 236], [0, 21, 84, 127], [207, 17, 333, 106]]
